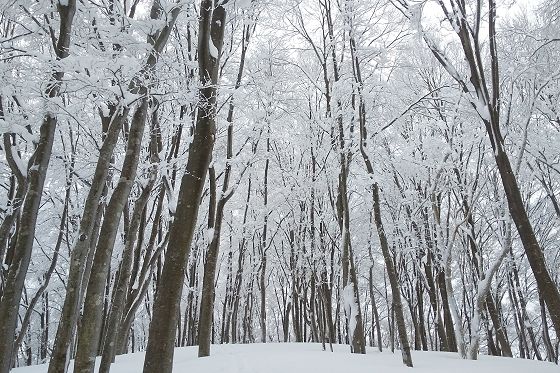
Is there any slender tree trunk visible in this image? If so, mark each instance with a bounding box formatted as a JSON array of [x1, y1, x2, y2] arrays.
[[259, 136, 270, 343], [372, 184, 413, 367], [116, 187, 165, 354], [198, 18, 251, 356], [0, 3, 76, 372], [0, 132, 25, 271], [353, 25, 411, 362], [416, 279, 428, 351], [40, 291, 49, 362], [12, 168, 71, 357], [540, 293, 558, 363], [485, 293, 512, 357], [198, 197, 230, 356], [230, 178, 252, 343], [368, 266, 382, 351], [424, 252, 449, 351]]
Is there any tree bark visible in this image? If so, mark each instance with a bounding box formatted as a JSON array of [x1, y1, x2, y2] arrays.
[[48, 101, 128, 373], [0, 2, 76, 372], [198, 18, 251, 356], [352, 20, 411, 363], [142, 3, 226, 372], [73, 98, 148, 373], [372, 184, 413, 367]]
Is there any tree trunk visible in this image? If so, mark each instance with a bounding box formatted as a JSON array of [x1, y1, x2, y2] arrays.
[[493, 148, 560, 337], [0, 3, 76, 372], [198, 18, 251, 356], [485, 293, 512, 357], [372, 183, 413, 367], [0, 132, 25, 272], [142, 3, 226, 372], [48, 104, 128, 373], [368, 266, 382, 351], [73, 98, 148, 373], [353, 25, 411, 362], [98, 118, 159, 373], [259, 136, 270, 343]]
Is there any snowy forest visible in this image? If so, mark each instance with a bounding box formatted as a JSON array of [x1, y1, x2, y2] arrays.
[[0, 0, 559, 372]]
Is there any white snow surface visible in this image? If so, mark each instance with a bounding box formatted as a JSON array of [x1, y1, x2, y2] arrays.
[[13, 343, 558, 373]]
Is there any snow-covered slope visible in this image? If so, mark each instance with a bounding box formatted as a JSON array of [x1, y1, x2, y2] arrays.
[[13, 343, 559, 373]]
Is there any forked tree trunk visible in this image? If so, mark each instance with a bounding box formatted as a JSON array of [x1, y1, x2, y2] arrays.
[[73, 99, 149, 373], [198, 19, 252, 357], [97, 106, 160, 373], [142, 3, 226, 372]]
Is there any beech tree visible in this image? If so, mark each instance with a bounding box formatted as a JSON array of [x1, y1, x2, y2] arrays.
[[142, 0, 227, 371], [1, 0, 559, 370]]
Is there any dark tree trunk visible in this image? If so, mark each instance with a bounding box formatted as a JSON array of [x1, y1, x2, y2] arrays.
[[372, 184, 413, 367], [142, 3, 226, 372], [485, 294, 512, 357], [198, 19, 251, 356], [368, 267, 382, 351]]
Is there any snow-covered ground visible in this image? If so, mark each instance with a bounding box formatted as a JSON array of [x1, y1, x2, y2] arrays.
[[14, 343, 559, 373]]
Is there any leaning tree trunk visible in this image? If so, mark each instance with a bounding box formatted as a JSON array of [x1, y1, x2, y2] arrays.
[[351, 22, 412, 365], [48, 3, 182, 371], [372, 183, 413, 367], [73, 99, 148, 373], [0, 2, 76, 372], [48, 95, 128, 373], [97, 105, 160, 373], [142, 3, 226, 372]]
